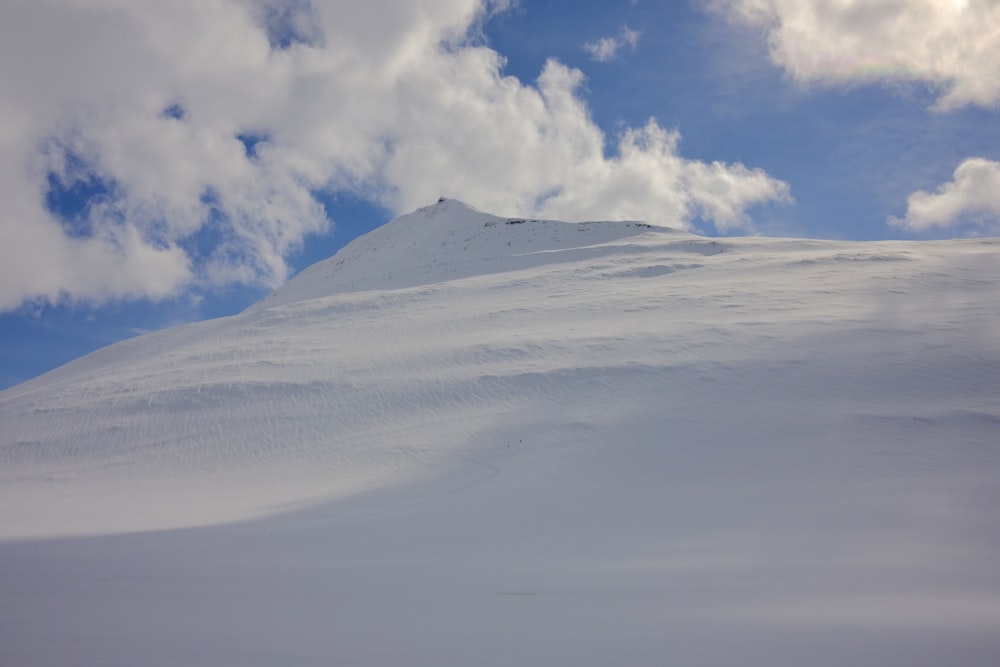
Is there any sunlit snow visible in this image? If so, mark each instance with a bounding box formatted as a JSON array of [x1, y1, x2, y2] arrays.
[[2, 199, 999, 665]]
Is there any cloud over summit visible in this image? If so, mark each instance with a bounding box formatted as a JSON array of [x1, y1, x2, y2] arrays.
[[0, 0, 788, 312]]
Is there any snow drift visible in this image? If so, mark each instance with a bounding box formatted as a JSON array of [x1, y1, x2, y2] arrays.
[[2, 199, 999, 666]]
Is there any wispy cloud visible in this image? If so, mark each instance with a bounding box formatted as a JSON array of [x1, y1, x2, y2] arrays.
[[712, 0, 1000, 111], [0, 1, 786, 312], [890, 158, 1000, 235], [584, 25, 641, 63]]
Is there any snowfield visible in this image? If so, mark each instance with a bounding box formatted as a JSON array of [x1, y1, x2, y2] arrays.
[[2, 199, 999, 665]]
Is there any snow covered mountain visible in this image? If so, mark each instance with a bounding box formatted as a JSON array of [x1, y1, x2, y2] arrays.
[[2, 199, 999, 666]]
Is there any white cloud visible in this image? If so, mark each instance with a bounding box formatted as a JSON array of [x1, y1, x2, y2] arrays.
[[384, 57, 790, 228], [0, 0, 787, 312], [583, 25, 641, 63], [712, 0, 1000, 110], [890, 158, 1000, 234]]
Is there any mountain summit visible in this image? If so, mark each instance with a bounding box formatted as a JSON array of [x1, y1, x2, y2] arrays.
[[253, 197, 683, 308]]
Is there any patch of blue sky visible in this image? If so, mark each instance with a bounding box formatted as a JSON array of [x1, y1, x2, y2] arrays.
[[44, 170, 117, 239], [177, 191, 230, 267], [161, 103, 186, 120], [260, 0, 322, 50], [236, 132, 269, 159]]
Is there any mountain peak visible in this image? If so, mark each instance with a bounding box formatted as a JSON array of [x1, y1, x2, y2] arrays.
[[429, 196, 478, 210], [251, 201, 683, 310]]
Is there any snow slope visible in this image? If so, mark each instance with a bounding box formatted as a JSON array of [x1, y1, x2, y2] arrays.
[[2, 199, 999, 665]]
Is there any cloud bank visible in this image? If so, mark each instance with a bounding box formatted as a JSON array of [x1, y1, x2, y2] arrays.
[[713, 0, 1000, 111], [0, 0, 789, 312], [891, 158, 1000, 234]]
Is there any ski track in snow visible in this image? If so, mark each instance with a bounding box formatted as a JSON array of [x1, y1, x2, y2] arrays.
[[2, 200, 1000, 666]]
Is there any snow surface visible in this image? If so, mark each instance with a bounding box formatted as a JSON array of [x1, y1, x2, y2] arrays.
[[2, 198, 1000, 665]]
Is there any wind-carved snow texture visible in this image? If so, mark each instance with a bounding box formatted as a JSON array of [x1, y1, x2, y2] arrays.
[[2, 199, 1000, 666]]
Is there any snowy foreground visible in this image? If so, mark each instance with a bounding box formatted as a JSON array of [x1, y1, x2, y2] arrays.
[[2, 200, 999, 665]]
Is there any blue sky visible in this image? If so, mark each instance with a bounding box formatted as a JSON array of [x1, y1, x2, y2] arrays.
[[1, 0, 999, 390]]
